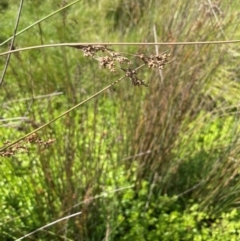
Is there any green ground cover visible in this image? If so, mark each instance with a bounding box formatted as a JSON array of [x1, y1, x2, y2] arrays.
[[1, 0, 240, 240]]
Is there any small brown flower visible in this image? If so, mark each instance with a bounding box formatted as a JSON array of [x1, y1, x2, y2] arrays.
[[121, 68, 148, 87], [138, 53, 170, 69]]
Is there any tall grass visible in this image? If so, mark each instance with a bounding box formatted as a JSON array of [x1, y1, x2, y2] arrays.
[[129, 0, 240, 209], [0, 0, 240, 240]]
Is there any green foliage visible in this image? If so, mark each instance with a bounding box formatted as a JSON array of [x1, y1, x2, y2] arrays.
[[115, 187, 240, 241], [1, 0, 240, 240]]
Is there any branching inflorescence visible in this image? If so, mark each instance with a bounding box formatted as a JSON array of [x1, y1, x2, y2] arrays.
[[0, 134, 56, 157], [0, 45, 170, 157], [69, 44, 170, 86]]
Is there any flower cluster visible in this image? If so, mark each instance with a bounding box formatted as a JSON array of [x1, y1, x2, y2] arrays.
[[70, 45, 170, 86], [121, 68, 148, 87], [138, 53, 170, 69], [0, 133, 56, 157], [69, 45, 109, 57]]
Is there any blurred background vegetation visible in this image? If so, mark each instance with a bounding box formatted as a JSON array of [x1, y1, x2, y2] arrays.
[[1, 0, 240, 240]]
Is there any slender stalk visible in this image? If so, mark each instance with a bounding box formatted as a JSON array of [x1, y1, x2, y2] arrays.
[[0, 0, 24, 87], [15, 211, 82, 241], [15, 185, 133, 241], [0, 40, 239, 57], [3, 92, 63, 105], [0, 0, 81, 47]]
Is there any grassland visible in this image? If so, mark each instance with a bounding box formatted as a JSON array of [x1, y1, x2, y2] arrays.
[[1, 0, 240, 240]]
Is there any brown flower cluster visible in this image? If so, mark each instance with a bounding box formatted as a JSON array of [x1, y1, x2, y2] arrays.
[[98, 51, 132, 72], [69, 45, 109, 57], [109, 52, 131, 64], [138, 53, 170, 69], [98, 56, 115, 72], [69, 45, 170, 86], [0, 133, 56, 157], [70, 44, 132, 72], [121, 68, 148, 87], [0, 142, 28, 157]]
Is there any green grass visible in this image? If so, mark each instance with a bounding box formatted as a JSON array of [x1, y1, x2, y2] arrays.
[[1, 0, 240, 240]]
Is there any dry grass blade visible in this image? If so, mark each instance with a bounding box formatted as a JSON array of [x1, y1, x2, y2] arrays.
[[0, 0, 24, 87], [15, 211, 82, 241]]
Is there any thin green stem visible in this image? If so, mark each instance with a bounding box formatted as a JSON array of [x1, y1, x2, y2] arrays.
[[15, 185, 133, 241], [1, 40, 240, 56], [0, 0, 81, 47], [15, 211, 82, 241], [0, 0, 24, 87]]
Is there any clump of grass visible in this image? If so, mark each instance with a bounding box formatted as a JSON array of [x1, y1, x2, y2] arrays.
[[0, 0, 240, 240], [127, 0, 240, 217]]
